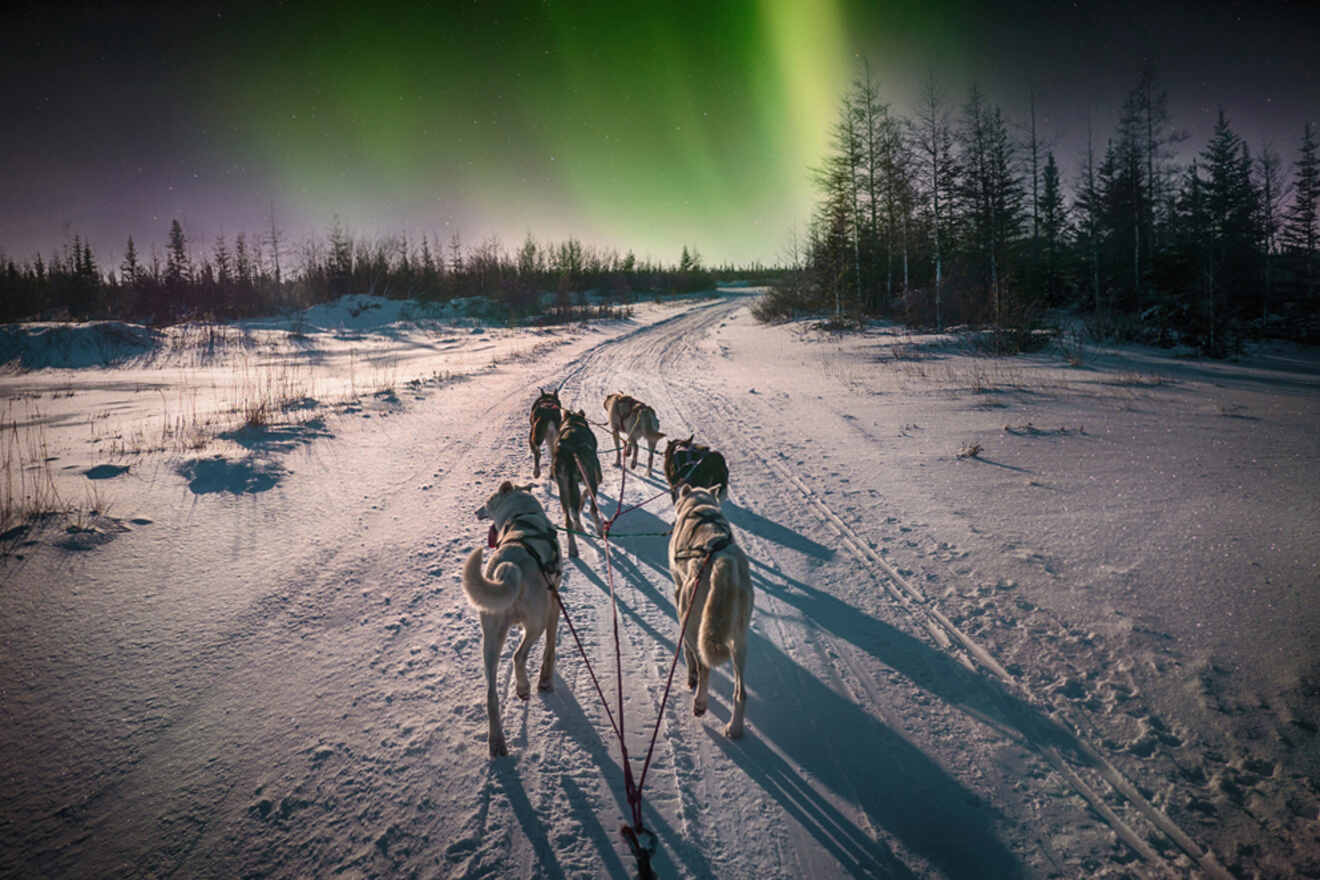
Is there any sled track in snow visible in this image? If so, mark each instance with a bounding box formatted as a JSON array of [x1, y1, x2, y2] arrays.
[[609, 296, 1233, 879], [752, 451, 1231, 880]]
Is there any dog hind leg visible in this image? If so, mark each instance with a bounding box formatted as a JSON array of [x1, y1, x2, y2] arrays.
[[530, 422, 542, 478], [538, 597, 559, 691], [558, 472, 578, 558], [513, 620, 542, 700], [482, 616, 510, 757], [693, 662, 710, 716], [724, 638, 747, 738]]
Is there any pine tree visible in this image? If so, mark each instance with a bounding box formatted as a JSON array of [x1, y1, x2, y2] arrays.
[[1199, 109, 1256, 348], [1040, 152, 1067, 302], [1283, 122, 1318, 297], [166, 219, 190, 286], [958, 88, 1024, 324], [234, 233, 252, 287], [121, 236, 140, 286], [1255, 144, 1288, 314], [266, 205, 284, 287], [213, 233, 232, 286], [1073, 120, 1103, 311], [912, 74, 958, 328], [328, 217, 353, 295]]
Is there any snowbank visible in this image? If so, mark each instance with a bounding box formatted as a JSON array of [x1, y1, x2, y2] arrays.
[[0, 321, 162, 369]]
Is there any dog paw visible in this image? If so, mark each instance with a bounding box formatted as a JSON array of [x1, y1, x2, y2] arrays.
[[723, 722, 743, 739], [489, 737, 508, 758], [538, 678, 554, 692], [516, 686, 530, 700], [692, 700, 707, 717], [687, 673, 698, 690]]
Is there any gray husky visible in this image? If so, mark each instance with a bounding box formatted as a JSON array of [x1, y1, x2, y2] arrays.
[[668, 484, 753, 737], [463, 481, 562, 757]]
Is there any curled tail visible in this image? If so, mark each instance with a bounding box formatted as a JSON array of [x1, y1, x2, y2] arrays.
[[698, 555, 736, 666], [462, 546, 523, 612]]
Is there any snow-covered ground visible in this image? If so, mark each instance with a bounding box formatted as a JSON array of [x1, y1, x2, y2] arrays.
[[1, 290, 1316, 878]]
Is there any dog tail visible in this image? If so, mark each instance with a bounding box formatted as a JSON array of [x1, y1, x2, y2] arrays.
[[698, 555, 737, 666], [461, 546, 523, 613]]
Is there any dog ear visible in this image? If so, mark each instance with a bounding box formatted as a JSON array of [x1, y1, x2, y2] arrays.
[[710, 483, 725, 499], [499, 480, 513, 494], [516, 481, 534, 491], [679, 484, 693, 498], [685, 433, 694, 445], [654, 432, 666, 439]]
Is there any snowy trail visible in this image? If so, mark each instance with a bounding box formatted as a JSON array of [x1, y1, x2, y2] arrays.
[[4, 292, 1309, 878]]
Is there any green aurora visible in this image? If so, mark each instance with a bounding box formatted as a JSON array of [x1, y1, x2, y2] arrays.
[[4, 0, 1313, 267], [201, 0, 885, 264]]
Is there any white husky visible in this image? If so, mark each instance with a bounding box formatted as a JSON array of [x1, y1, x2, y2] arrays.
[[668, 484, 753, 737], [462, 481, 562, 757]]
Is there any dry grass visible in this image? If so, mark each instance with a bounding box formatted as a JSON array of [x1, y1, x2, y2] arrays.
[[233, 360, 318, 430], [1, 405, 65, 534]]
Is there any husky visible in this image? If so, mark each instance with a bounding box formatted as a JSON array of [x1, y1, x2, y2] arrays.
[[603, 392, 641, 469], [528, 388, 562, 478], [604, 392, 666, 475], [668, 484, 753, 737], [663, 435, 730, 502], [552, 409, 603, 558], [463, 481, 563, 758]]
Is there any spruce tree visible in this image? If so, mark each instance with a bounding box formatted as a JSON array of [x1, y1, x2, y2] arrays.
[[166, 219, 189, 286], [1040, 152, 1067, 302], [1283, 122, 1318, 297], [121, 236, 140, 286]]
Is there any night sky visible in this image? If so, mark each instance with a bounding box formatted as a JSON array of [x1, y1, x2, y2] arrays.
[[2, 0, 1317, 268]]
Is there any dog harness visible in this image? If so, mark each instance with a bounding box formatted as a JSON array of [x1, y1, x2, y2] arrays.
[[497, 512, 563, 587], [671, 506, 732, 561], [531, 398, 561, 423]]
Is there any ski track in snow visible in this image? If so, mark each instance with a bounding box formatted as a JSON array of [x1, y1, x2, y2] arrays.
[[2, 292, 1316, 878]]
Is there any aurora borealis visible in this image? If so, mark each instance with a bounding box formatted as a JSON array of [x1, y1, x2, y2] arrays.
[[2, 0, 1318, 267]]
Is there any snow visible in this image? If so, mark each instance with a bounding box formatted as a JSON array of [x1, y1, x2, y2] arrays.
[[1, 289, 1317, 878]]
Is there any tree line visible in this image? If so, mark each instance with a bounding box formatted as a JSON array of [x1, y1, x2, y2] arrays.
[[0, 218, 733, 325], [767, 66, 1319, 353]]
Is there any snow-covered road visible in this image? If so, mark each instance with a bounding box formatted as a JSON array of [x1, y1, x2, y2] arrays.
[[3, 292, 1316, 878]]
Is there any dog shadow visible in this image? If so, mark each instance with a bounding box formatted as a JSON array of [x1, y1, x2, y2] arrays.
[[567, 551, 1021, 877], [723, 498, 835, 560], [707, 624, 1022, 879], [542, 685, 718, 879], [489, 760, 568, 880], [579, 490, 673, 583], [751, 565, 1078, 757]]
